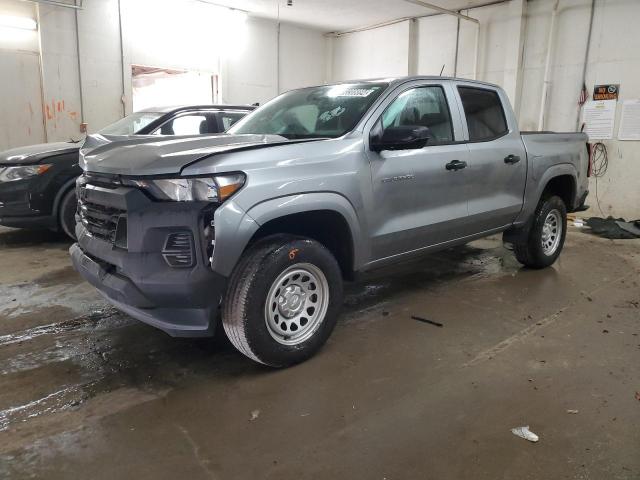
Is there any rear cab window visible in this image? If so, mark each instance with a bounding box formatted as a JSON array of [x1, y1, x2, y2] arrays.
[[457, 86, 508, 142]]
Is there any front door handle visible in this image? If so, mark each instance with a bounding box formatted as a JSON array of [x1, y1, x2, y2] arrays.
[[504, 154, 521, 164], [445, 160, 467, 171]]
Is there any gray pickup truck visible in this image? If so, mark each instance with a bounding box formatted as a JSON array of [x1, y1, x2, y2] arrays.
[[70, 76, 589, 367]]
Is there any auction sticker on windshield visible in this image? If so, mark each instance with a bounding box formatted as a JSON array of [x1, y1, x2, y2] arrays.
[[337, 88, 379, 97]]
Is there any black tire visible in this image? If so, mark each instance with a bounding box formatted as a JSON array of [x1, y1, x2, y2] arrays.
[[59, 188, 78, 240], [514, 195, 567, 269], [222, 235, 343, 367]]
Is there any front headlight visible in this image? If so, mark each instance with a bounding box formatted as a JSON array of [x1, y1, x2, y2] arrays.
[[124, 173, 245, 202], [0, 164, 52, 182]]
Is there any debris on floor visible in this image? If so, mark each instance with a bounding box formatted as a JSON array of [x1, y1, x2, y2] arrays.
[[568, 214, 585, 228], [567, 409, 579, 414], [585, 217, 640, 239], [635, 392, 640, 402], [511, 425, 539, 443], [411, 315, 443, 327], [249, 409, 260, 421]]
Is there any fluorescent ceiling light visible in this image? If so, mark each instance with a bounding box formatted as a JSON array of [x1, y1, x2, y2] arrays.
[[0, 15, 37, 31]]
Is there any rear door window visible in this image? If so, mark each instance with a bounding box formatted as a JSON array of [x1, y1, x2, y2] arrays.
[[457, 87, 508, 141]]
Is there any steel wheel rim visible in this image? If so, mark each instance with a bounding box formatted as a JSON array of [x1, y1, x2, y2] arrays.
[[264, 263, 330, 346], [541, 209, 562, 255]]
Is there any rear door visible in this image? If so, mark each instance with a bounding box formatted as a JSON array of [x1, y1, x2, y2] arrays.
[[365, 80, 471, 260], [455, 84, 526, 233]]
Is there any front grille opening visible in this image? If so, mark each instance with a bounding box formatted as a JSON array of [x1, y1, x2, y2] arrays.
[[79, 202, 126, 243], [114, 216, 128, 249], [77, 173, 127, 246]]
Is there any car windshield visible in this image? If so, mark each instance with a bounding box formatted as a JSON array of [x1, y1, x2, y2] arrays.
[[228, 82, 389, 139], [98, 112, 163, 135]]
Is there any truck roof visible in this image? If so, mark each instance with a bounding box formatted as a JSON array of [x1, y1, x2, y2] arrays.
[[303, 75, 502, 91]]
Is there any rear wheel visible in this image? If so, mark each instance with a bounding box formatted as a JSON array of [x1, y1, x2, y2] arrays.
[[222, 235, 343, 367], [514, 195, 567, 269], [59, 188, 77, 240]]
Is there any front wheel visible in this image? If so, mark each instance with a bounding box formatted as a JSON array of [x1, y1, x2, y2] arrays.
[[514, 195, 567, 269], [222, 235, 343, 367]]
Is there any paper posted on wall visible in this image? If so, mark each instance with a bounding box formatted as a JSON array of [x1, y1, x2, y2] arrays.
[[582, 100, 616, 140], [618, 99, 640, 141]]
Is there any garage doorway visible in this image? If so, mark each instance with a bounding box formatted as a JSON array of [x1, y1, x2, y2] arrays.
[[131, 65, 219, 112]]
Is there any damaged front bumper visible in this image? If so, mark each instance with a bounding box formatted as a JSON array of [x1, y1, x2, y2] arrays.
[[69, 174, 229, 337]]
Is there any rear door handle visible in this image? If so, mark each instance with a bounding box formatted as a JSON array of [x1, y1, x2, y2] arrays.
[[445, 160, 467, 171], [504, 154, 521, 164]]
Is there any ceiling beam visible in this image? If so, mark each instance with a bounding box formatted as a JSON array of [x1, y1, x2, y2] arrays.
[[18, 0, 83, 10], [403, 0, 479, 23]]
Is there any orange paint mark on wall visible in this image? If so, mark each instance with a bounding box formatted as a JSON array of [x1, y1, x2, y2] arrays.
[[45, 105, 53, 120], [68, 111, 78, 119], [57, 101, 62, 112]]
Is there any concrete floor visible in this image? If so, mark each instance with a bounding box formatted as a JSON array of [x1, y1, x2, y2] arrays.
[[0, 226, 638, 479]]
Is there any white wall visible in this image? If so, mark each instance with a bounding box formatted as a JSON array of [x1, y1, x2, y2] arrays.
[[520, 0, 640, 219], [0, 0, 326, 147], [279, 23, 327, 92], [221, 18, 328, 105], [75, 0, 124, 133], [1, 0, 638, 217], [331, 21, 410, 81], [221, 17, 278, 105], [38, 4, 82, 142], [330, 1, 526, 105], [327, 0, 638, 218], [415, 15, 458, 77], [0, 1, 45, 148]]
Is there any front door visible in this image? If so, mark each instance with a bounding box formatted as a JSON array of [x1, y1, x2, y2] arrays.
[[366, 83, 471, 261]]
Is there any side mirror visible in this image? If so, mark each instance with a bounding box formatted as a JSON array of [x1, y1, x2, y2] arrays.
[[370, 125, 431, 152]]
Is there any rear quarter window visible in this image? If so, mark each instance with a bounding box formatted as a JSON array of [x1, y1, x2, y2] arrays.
[[458, 87, 508, 142]]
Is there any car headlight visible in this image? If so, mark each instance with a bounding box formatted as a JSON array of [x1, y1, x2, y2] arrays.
[[124, 173, 245, 202], [0, 164, 52, 182]]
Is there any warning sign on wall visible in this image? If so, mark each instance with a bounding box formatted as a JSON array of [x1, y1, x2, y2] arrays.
[[593, 84, 619, 101]]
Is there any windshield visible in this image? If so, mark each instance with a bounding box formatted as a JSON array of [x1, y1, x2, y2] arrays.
[[228, 82, 388, 139], [98, 112, 163, 135]]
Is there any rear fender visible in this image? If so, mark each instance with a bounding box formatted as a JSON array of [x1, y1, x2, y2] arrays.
[[515, 163, 577, 226]]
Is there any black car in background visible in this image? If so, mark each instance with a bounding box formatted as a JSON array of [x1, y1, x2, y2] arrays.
[[0, 104, 254, 239]]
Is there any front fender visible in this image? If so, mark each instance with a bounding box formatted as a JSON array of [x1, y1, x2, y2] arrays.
[[211, 193, 366, 277]]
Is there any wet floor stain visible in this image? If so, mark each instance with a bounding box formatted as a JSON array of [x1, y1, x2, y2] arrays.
[[0, 227, 638, 479], [0, 231, 521, 445], [32, 266, 83, 287], [0, 228, 69, 248]]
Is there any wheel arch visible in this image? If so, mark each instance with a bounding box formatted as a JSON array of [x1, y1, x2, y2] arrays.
[[506, 166, 577, 244], [225, 193, 365, 279]]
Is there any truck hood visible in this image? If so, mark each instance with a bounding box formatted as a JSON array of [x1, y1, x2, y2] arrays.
[[80, 133, 312, 176], [0, 141, 80, 165]]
